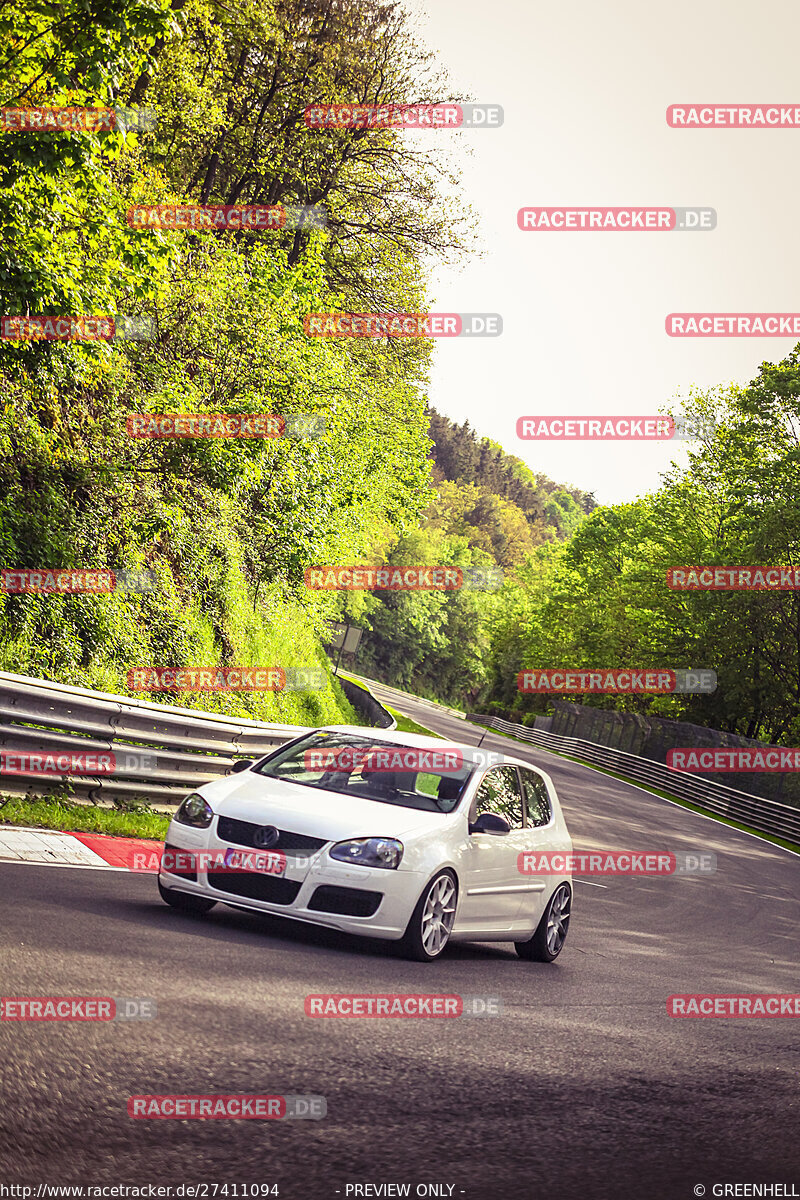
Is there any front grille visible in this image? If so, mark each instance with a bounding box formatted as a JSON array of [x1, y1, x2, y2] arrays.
[[163, 843, 197, 881], [207, 871, 301, 905], [308, 885, 383, 918], [216, 815, 328, 853]]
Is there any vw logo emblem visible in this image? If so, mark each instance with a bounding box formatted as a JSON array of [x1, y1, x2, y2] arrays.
[[253, 824, 280, 849]]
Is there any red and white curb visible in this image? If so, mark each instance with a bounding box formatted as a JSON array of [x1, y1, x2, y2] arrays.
[[0, 825, 162, 871]]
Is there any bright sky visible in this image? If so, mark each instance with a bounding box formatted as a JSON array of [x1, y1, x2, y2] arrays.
[[402, 0, 800, 505]]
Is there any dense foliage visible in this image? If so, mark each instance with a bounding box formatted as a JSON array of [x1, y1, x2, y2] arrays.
[[0, 0, 466, 722], [481, 377, 800, 745], [3, 0, 798, 753], [332, 411, 597, 703]]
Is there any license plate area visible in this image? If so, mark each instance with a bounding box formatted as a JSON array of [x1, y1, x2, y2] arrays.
[[223, 846, 287, 877]]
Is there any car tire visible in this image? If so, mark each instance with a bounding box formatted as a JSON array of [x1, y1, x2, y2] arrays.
[[515, 882, 571, 962], [400, 869, 458, 962], [158, 879, 217, 915]]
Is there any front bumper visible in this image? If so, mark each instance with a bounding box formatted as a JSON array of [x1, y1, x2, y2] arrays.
[[158, 819, 425, 940]]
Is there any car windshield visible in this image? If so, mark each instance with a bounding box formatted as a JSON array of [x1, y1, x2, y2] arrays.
[[252, 731, 475, 812]]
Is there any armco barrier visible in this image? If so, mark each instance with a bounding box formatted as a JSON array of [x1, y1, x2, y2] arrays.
[[343, 672, 467, 719], [338, 676, 395, 728], [0, 671, 393, 809], [467, 714, 800, 845]]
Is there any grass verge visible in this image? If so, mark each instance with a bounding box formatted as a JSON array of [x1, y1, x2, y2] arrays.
[[0, 795, 170, 840], [384, 704, 442, 738]]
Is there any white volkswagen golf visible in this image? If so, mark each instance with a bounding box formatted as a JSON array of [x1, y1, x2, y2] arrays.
[[157, 727, 573, 962]]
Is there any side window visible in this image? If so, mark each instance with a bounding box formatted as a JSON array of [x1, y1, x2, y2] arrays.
[[472, 766, 524, 830], [520, 768, 552, 827]]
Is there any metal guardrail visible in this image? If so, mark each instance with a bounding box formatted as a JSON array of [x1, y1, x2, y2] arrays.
[[4, 669, 795, 842], [343, 672, 467, 720], [0, 671, 345, 809], [467, 714, 800, 845], [337, 675, 395, 729]]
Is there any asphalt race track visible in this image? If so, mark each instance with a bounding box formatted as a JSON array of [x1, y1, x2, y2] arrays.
[[1, 692, 798, 1198]]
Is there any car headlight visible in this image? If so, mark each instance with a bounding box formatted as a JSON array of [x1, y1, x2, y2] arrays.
[[174, 793, 214, 828], [329, 837, 403, 870]]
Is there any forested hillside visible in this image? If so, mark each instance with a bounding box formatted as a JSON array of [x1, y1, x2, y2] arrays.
[[326, 409, 596, 701], [429, 410, 595, 552], [0, 0, 469, 724]]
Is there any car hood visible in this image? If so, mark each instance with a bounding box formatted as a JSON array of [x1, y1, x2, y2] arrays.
[[198, 771, 451, 842]]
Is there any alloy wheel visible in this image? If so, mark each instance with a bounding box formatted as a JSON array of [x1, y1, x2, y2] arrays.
[[420, 873, 457, 957], [546, 883, 571, 956]]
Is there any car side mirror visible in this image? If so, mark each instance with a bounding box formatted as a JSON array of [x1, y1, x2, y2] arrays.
[[231, 759, 254, 774], [469, 812, 511, 835]]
